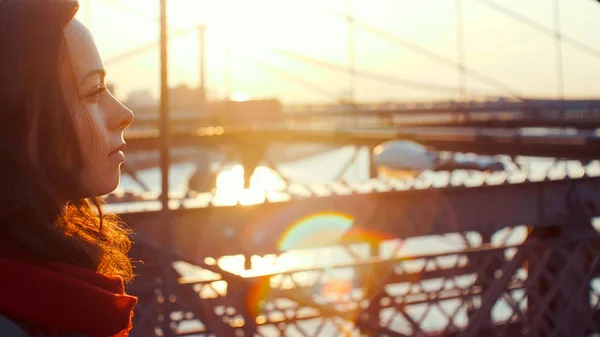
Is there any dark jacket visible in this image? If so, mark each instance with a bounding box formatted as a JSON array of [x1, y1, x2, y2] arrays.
[[0, 315, 88, 336], [0, 315, 29, 336]]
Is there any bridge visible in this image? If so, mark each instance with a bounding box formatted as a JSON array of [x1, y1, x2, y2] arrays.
[[122, 98, 600, 174], [120, 157, 600, 336], [89, 0, 600, 336]]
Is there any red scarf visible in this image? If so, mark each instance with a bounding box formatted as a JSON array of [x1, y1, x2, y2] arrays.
[[0, 256, 137, 336]]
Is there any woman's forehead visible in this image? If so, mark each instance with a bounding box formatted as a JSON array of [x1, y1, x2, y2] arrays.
[[62, 19, 103, 83]]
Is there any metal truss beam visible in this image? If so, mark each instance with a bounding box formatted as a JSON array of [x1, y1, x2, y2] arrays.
[[125, 126, 600, 159], [122, 176, 600, 263]]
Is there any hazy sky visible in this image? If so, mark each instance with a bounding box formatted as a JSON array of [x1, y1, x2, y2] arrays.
[[76, 0, 600, 104]]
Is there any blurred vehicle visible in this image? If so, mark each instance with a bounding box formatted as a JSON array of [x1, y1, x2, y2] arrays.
[[372, 140, 505, 177]]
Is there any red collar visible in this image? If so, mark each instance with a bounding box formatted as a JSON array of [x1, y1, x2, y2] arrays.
[[0, 256, 137, 336]]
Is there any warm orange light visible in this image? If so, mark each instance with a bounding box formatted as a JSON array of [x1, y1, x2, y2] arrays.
[[212, 165, 285, 206]]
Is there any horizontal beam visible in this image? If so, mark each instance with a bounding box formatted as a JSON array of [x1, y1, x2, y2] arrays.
[[132, 99, 600, 120], [121, 176, 600, 264], [130, 115, 600, 130], [396, 118, 600, 129], [124, 126, 600, 159], [130, 99, 600, 130], [288, 101, 600, 116]]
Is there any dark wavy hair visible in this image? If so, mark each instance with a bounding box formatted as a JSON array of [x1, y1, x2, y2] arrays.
[[0, 0, 133, 282]]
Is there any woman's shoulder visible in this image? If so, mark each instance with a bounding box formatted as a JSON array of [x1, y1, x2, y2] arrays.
[[0, 315, 29, 336]]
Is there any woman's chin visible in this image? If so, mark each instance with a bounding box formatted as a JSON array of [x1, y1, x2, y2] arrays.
[[89, 170, 122, 198]]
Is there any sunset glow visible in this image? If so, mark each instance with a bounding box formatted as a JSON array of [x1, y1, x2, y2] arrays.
[[76, 0, 600, 103]]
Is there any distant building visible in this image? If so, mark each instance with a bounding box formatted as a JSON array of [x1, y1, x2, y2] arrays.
[[169, 84, 206, 113], [122, 84, 211, 116], [124, 90, 157, 115], [209, 99, 283, 127]]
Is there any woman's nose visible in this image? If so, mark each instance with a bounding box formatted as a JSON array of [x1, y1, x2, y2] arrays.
[[117, 105, 134, 131], [109, 98, 135, 131]]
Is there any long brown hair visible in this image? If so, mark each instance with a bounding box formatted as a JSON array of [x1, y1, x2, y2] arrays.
[[0, 0, 133, 282]]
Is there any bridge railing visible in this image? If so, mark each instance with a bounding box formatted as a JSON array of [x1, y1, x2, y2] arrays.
[[128, 217, 600, 336], [124, 160, 600, 336]]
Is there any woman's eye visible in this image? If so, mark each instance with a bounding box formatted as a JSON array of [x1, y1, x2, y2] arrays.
[[87, 85, 106, 99]]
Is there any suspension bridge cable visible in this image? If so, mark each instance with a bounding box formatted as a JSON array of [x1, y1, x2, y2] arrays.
[[97, 0, 487, 96], [329, 12, 524, 99], [456, 0, 467, 101], [229, 51, 341, 102], [99, 0, 519, 98], [104, 28, 194, 65], [554, 0, 565, 99], [104, 24, 464, 97], [476, 0, 600, 60], [268, 47, 463, 94], [98, 0, 199, 65]]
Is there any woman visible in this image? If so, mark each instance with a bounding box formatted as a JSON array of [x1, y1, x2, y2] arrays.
[[0, 0, 137, 336]]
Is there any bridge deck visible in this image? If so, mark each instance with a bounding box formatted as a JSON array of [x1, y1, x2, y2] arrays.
[[118, 160, 600, 261]]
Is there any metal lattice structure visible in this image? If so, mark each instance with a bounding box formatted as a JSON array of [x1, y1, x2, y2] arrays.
[[121, 158, 600, 336], [96, 0, 600, 334]]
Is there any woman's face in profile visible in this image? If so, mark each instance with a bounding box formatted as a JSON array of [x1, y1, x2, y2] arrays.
[[60, 19, 134, 197]]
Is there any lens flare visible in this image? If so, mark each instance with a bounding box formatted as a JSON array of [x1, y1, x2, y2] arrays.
[[243, 210, 409, 322], [278, 212, 354, 251]]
